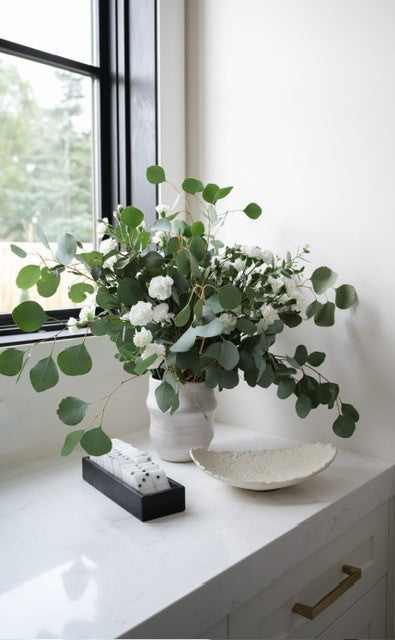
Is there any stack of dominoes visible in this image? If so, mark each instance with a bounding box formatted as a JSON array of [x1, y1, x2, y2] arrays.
[[89, 438, 171, 495]]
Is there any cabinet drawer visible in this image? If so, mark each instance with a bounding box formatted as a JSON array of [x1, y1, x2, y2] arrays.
[[317, 576, 387, 639], [229, 501, 389, 639]]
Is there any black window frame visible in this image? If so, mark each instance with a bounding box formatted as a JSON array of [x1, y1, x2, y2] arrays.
[[0, 0, 158, 343]]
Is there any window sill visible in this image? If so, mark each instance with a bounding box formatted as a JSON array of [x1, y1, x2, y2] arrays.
[[0, 327, 87, 347]]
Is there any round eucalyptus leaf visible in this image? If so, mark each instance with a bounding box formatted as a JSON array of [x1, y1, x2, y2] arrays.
[[310, 266, 338, 294], [29, 356, 59, 392], [307, 351, 326, 367], [202, 183, 219, 204], [190, 221, 205, 236], [243, 202, 262, 219], [121, 206, 144, 228], [61, 430, 85, 456], [68, 282, 95, 303], [155, 381, 177, 413], [170, 327, 197, 353], [57, 343, 92, 376], [314, 301, 335, 327], [335, 284, 357, 309], [218, 283, 241, 310], [0, 348, 25, 376], [16, 265, 41, 289], [35, 224, 50, 249], [277, 378, 295, 399], [57, 396, 89, 426], [174, 304, 191, 327], [306, 300, 322, 319], [333, 414, 355, 438], [341, 402, 360, 423], [37, 268, 60, 298], [182, 177, 203, 194], [12, 301, 48, 333], [294, 344, 308, 366], [55, 232, 77, 265], [146, 165, 166, 184], [81, 427, 112, 456], [216, 186, 233, 200], [295, 393, 312, 418]]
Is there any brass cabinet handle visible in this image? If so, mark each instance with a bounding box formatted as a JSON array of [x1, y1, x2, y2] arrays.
[[292, 565, 362, 620]]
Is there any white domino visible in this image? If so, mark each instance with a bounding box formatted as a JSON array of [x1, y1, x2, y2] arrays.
[[151, 469, 171, 492], [105, 439, 171, 494]]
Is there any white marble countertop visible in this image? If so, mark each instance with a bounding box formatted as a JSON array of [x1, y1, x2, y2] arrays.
[[1, 423, 394, 640]]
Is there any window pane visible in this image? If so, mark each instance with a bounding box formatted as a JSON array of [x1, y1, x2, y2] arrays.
[[0, 53, 94, 313], [0, 0, 93, 64]]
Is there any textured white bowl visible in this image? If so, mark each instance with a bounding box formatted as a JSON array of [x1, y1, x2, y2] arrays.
[[189, 442, 337, 490]]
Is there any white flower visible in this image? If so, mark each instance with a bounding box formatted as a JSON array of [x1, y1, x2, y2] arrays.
[[257, 304, 279, 332], [96, 217, 109, 238], [218, 312, 237, 334], [99, 237, 118, 268], [220, 260, 232, 271], [129, 301, 154, 326], [233, 258, 246, 272], [152, 303, 173, 323], [79, 305, 95, 323], [267, 276, 282, 293], [141, 342, 166, 368], [240, 245, 265, 260], [148, 275, 174, 301], [66, 317, 79, 335], [152, 230, 167, 244], [261, 250, 274, 265], [155, 203, 170, 216], [133, 327, 153, 348]]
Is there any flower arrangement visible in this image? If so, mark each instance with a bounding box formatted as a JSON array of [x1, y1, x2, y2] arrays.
[[0, 165, 359, 456]]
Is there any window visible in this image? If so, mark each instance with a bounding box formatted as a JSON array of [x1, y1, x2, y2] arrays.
[[0, 0, 157, 339]]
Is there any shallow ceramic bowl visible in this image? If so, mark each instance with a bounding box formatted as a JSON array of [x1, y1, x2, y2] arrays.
[[189, 442, 337, 490]]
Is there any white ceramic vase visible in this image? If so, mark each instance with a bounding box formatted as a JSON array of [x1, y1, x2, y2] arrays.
[[147, 377, 217, 462]]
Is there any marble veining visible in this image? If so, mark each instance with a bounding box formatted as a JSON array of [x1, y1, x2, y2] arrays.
[[0, 424, 394, 639]]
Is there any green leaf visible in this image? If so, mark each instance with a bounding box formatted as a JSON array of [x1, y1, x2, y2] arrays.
[[236, 317, 256, 335], [143, 250, 165, 270], [12, 301, 47, 333], [68, 282, 95, 303], [155, 381, 177, 413], [61, 430, 85, 456], [57, 396, 89, 426], [146, 165, 166, 184], [90, 317, 116, 336], [279, 311, 302, 328], [306, 300, 323, 319], [35, 224, 50, 249], [195, 319, 224, 338], [205, 367, 220, 388], [95, 287, 117, 310], [0, 348, 25, 376], [116, 278, 141, 305], [205, 340, 239, 370], [10, 244, 27, 258], [243, 203, 262, 219], [218, 283, 241, 310], [174, 303, 191, 327], [176, 249, 191, 276], [218, 368, 239, 389], [81, 427, 112, 456], [335, 284, 357, 309], [166, 236, 181, 254], [176, 345, 200, 370], [121, 206, 144, 228], [134, 353, 157, 375], [277, 378, 296, 399], [216, 186, 233, 200], [55, 232, 77, 265], [333, 414, 356, 438], [189, 236, 207, 262], [170, 327, 197, 353], [202, 183, 219, 204], [257, 364, 275, 388], [16, 265, 41, 289], [341, 403, 360, 423], [307, 351, 326, 367], [78, 251, 104, 268], [314, 301, 335, 327], [295, 394, 312, 418], [182, 177, 203, 194], [265, 319, 284, 334], [294, 344, 308, 366], [29, 356, 59, 392], [37, 268, 60, 298], [190, 221, 205, 236], [57, 343, 92, 376], [311, 266, 338, 294]]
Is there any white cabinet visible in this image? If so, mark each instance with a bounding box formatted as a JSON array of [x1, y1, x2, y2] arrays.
[[228, 501, 390, 639]]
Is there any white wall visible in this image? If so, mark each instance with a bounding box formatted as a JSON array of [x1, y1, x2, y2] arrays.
[[0, 337, 148, 469], [185, 0, 395, 459]]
